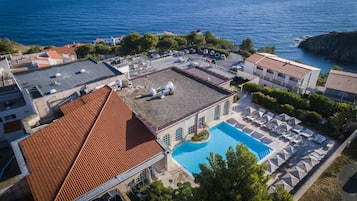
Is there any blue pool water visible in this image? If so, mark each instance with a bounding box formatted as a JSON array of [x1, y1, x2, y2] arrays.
[[172, 122, 272, 174]]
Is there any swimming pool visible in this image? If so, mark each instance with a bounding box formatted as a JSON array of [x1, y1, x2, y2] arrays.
[[172, 122, 273, 174]]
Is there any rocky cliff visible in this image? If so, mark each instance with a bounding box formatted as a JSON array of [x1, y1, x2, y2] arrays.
[[298, 31, 357, 64]]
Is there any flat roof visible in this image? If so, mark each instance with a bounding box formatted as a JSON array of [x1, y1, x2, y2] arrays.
[[325, 70, 357, 94], [246, 53, 320, 79], [13, 59, 122, 98], [184, 67, 230, 85], [119, 67, 232, 131]]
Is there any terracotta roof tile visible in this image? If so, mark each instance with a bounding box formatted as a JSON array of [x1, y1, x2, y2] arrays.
[[246, 53, 319, 79], [20, 86, 163, 201], [46, 50, 62, 60], [49, 47, 76, 55]]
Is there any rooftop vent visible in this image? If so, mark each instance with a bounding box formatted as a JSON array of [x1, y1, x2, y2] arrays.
[[49, 89, 57, 94], [80, 69, 86, 73], [55, 73, 62, 77]]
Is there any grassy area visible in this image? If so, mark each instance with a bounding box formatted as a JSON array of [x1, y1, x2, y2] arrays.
[[299, 138, 357, 201]]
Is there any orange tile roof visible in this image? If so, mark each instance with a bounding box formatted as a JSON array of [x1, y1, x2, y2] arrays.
[[325, 70, 357, 94], [46, 50, 62, 60], [46, 47, 76, 55], [246, 53, 319, 79], [20, 86, 163, 201], [37, 63, 50, 68]]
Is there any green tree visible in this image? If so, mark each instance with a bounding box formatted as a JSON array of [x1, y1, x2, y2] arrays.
[[271, 186, 293, 201], [95, 43, 111, 55], [193, 34, 206, 47], [172, 182, 194, 201], [157, 37, 178, 50], [141, 181, 173, 201], [243, 82, 262, 93], [75, 43, 95, 58], [140, 33, 159, 52], [308, 93, 335, 117], [331, 65, 343, 71], [193, 144, 272, 201], [0, 43, 15, 54], [120, 32, 142, 55], [329, 102, 357, 130], [175, 35, 187, 48], [25, 46, 42, 54], [239, 38, 255, 54], [258, 46, 276, 54]]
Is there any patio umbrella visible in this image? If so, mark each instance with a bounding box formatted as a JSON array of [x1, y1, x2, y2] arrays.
[[266, 160, 279, 173], [290, 166, 307, 180], [277, 149, 292, 161], [270, 154, 286, 167], [301, 155, 319, 167], [281, 172, 300, 187], [296, 160, 312, 172], [274, 180, 293, 192], [283, 145, 296, 155]]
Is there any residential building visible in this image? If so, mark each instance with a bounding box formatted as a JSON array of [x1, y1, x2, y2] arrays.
[[93, 36, 122, 46], [324, 70, 357, 102], [118, 67, 234, 149], [17, 86, 166, 201], [0, 60, 37, 142], [30, 50, 63, 68], [244, 53, 320, 93], [13, 59, 125, 122], [45, 47, 77, 62]]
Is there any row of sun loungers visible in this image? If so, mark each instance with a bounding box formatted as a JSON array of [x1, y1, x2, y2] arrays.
[[266, 145, 296, 174], [271, 148, 326, 193]]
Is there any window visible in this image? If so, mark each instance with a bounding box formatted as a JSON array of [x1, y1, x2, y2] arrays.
[[175, 128, 183, 141], [257, 66, 263, 71], [188, 125, 195, 134], [278, 73, 286, 78], [198, 116, 205, 129], [289, 77, 298, 82], [214, 105, 221, 120], [4, 120, 22, 134], [163, 134, 170, 146], [267, 69, 274, 74], [4, 114, 16, 121], [223, 100, 230, 115]]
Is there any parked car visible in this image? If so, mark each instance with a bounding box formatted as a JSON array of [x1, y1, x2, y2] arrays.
[[215, 53, 221, 58], [203, 49, 209, 55], [220, 54, 226, 60], [210, 50, 215, 56]]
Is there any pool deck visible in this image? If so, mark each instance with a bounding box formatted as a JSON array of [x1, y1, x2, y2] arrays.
[[158, 92, 337, 196]]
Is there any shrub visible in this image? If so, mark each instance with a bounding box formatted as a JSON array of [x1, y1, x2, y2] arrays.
[[192, 130, 209, 141], [243, 82, 262, 93], [279, 104, 295, 115], [233, 94, 239, 103], [304, 111, 323, 124]]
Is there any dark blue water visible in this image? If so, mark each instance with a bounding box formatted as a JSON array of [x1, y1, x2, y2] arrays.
[[1, 0, 357, 72]]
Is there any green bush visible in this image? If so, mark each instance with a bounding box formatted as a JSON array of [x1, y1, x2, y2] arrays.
[[192, 129, 209, 141], [243, 82, 262, 93], [279, 104, 295, 115], [304, 111, 323, 124], [233, 94, 239, 103]]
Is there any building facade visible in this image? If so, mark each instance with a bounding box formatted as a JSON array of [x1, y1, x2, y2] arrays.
[[324, 70, 357, 102], [244, 53, 320, 93], [0, 63, 37, 142]]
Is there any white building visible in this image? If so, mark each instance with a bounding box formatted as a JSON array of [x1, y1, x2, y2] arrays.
[[93, 36, 123, 46], [244, 53, 320, 93], [0, 60, 37, 142]]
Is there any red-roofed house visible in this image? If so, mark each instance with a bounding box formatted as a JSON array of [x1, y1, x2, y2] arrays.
[[244, 53, 320, 93], [45, 47, 77, 62], [18, 86, 166, 201], [31, 51, 63, 68]]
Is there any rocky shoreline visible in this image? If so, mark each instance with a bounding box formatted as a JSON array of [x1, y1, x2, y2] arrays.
[[298, 31, 357, 64]]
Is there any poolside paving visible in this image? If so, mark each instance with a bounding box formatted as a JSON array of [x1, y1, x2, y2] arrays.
[[161, 93, 337, 195]]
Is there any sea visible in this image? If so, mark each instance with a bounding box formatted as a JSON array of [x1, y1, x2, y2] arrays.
[[1, 0, 357, 73]]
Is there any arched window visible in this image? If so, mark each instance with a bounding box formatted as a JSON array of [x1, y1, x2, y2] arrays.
[[223, 100, 230, 115], [214, 105, 221, 120], [175, 128, 183, 141], [163, 134, 170, 146]]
